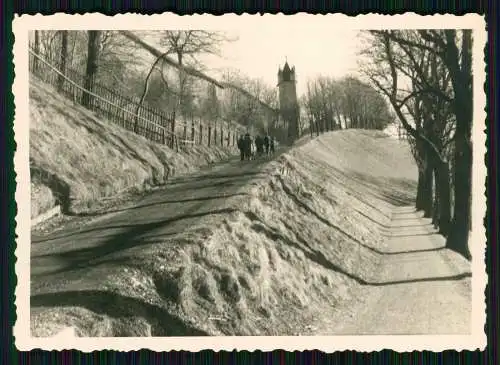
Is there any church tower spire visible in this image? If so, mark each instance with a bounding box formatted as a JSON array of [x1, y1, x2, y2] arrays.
[[277, 60, 299, 143]]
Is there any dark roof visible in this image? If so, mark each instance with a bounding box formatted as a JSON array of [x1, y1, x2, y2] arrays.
[[283, 61, 291, 73]]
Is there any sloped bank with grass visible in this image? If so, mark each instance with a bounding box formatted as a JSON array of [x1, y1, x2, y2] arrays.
[[29, 78, 237, 219], [31, 130, 418, 337], [145, 130, 418, 335]]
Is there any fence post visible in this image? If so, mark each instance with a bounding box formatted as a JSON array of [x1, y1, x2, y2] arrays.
[[183, 117, 187, 142], [191, 118, 195, 143], [199, 121, 203, 145], [33, 33, 40, 73], [220, 122, 224, 146], [146, 107, 151, 140], [156, 113, 161, 143], [171, 112, 176, 149], [214, 123, 217, 146]]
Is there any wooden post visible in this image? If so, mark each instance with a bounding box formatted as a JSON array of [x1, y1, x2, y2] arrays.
[[191, 118, 195, 143], [208, 125, 212, 147], [144, 107, 149, 140], [33, 31, 40, 73], [171, 112, 176, 149], [152, 112, 157, 142], [199, 121, 203, 145], [120, 97, 125, 128], [155, 113, 161, 143], [220, 122, 224, 146], [149, 110, 153, 141]]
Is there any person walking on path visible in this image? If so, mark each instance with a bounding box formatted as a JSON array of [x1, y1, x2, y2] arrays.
[[255, 135, 264, 158], [263, 134, 270, 157], [244, 133, 252, 161]]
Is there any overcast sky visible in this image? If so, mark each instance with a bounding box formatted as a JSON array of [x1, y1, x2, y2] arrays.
[[138, 17, 367, 97], [198, 27, 365, 96]]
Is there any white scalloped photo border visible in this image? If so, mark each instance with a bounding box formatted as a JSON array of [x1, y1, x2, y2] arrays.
[[12, 12, 488, 352]]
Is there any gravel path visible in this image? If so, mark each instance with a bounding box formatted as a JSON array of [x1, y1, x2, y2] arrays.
[[314, 206, 472, 335]]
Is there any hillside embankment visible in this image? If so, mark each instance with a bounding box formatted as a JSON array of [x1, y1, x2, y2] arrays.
[[30, 77, 237, 220], [31, 124, 470, 337]]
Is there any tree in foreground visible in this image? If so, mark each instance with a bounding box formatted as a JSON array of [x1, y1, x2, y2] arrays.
[[81, 30, 101, 109], [361, 29, 473, 260]]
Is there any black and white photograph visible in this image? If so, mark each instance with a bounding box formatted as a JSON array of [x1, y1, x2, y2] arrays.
[[13, 13, 486, 351]]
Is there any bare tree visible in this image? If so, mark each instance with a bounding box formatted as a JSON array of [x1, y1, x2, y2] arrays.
[[133, 50, 171, 133], [37, 31, 61, 62], [302, 75, 391, 135], [96, 31, 144, 90], [57, 31, 68, 92], [159, 31, 232, 119], [219, 71, 277, 135], [33, 30, 40, 72], [361, 29, 472, 260], [81, 31, 101, 109]]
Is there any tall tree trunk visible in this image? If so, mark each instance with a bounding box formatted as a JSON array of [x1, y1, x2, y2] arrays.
[[446, 136, 472, 259], [33, 30, 40, 73], [432, 168, 440, 228], [134, 52, 169, 133], [177, 52, 185, 117], [335, 111, 343, 129], [416, 169, 425, 211], [444, 29, 473, 260], [422, 155, 434, 218], [436, 159, 451, 236], [414, 142, 434, 217], [82, 31, 101, 109], [343, 115, 348, 129], [57, 31, 68, 92]]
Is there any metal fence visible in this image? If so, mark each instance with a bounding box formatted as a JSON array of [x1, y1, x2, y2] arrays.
[[29, 48, 241, 151]]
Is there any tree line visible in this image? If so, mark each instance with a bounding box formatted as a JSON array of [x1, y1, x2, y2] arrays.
[[300, 75, 394, 135], [30, 30, 280, 137], [360, 29, 473, 260]]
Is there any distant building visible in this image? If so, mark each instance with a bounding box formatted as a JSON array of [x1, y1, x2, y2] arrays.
[[277, 61, 300, 142]]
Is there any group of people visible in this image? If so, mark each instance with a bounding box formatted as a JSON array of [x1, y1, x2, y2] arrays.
[[237, 133, 276, 161]]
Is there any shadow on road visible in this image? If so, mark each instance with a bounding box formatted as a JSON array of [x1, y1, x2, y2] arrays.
[[33, 207, 238, 277], [68, 192, 247, 218], [325, 166, 416, 208], [31, 290, 209, 336], [31, 146, 293, 292], [168, 170, 268, 185], [389, 232, 438, 238], [246, 207, 469, 288]]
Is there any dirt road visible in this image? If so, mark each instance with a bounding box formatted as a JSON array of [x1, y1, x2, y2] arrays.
[[31, 154, 274, 297], [314, 206, 472, 335], [30, 137, 471, 336]]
